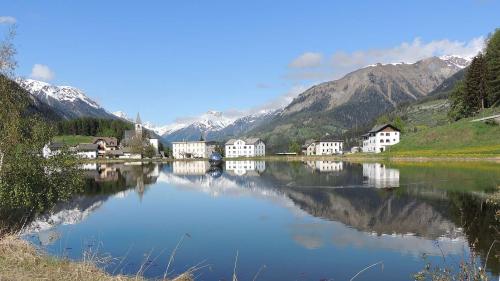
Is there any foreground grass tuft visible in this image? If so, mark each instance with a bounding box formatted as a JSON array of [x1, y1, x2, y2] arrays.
[[0, 236, 193, 281]]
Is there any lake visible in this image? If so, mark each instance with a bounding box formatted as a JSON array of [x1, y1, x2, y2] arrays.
[[20, 160, 500, 280]]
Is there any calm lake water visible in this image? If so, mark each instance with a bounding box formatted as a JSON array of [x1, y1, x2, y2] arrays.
[[21, 161, 500, 281]]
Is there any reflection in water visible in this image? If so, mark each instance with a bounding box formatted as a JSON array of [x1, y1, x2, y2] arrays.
[[225, 160, 266, 176], [18, 161, 500, 279], [306, 161, 343, 172], [362, 163, 400, 188], [173, 161, 210, 175]]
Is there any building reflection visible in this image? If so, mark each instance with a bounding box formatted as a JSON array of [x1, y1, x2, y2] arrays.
[[225, 160, 266, 176], [362, 163, 400, 188], [305, 161, 343, 172], [173, 161, 210, 175]]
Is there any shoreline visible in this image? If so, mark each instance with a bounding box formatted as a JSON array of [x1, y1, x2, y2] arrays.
[[80, 154, 500, 164], [0, 236, 193, 281]]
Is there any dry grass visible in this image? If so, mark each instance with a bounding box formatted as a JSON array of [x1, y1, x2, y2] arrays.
[[0, 235, 194, 281]]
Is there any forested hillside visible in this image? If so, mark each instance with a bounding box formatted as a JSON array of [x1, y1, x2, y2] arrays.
[[56, 118, 133, 141]]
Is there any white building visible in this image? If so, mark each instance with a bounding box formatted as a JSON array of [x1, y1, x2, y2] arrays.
[[42, 142, 65, 158], [303, 137, 344, 155], [225, 160, 266, 176], [362, 163, 400, 188], [172, 141, 216, 159], [75, 143, 98, 159], [92, 137, 119, 158], [362, 124, 401, 153], [148, 138, 159, 154], [225, 138, 265, 158]]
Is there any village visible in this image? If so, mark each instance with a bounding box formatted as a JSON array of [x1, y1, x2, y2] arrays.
[[171, 123, 401, 159], [44, 111, 402, 160], [43, 114, 161, 159]]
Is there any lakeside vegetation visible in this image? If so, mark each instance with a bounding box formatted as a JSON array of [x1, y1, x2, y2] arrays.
[[0, 236, 193, 281]]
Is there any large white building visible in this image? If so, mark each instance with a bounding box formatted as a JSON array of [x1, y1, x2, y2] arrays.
[[172, 141, 216, 159], [302, 137, 344, 155], [362, 124, 401, 153], [225, 138, 265, 158]]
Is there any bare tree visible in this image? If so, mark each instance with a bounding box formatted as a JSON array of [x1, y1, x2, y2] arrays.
[[0, 25, 17, 170], [0, 25, 17, 78]]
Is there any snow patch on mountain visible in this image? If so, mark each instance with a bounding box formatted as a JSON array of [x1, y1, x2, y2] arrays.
[[439, 55, 472, 69], [366, 55, 471, 69], [112, 111, 131, 121], [17, 79, 100, 109]]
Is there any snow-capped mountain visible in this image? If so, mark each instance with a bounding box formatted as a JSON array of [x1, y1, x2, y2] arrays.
[[366, 55, 472, 69], [439, 55, 472, 69], [112, 110, 130, 120], [17, 78, 116, 120], [157, 109, 281, 142], [160, 110, 237, 142]]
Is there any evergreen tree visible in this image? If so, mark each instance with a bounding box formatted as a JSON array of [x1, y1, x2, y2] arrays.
[[449, 54, 488, 120], [485, 28, 500, 106], [288, 141, 301, 154], [464, 53, 488, 111]]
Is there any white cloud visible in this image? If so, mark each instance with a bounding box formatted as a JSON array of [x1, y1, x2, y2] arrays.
[[289, 52, 323, 68], [0, 16, 16, 24], [287, 36, 486, 81], [30, 64, 55, 81]]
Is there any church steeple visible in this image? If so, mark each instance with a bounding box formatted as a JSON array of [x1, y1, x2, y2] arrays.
[[136, 112, 142, 125], [135, 112, 143, 138]]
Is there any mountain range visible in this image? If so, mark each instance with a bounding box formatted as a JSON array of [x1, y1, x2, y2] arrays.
[[16, 79, 116, 120], [246, 56, 470, 150], [14, 55, 470, 148]]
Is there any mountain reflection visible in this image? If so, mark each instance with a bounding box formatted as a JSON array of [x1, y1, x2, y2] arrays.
[[22, 161, 499, 274]]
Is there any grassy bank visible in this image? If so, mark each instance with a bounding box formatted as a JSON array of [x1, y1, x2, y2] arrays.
[[54, 135, 94, 146], [0, 236, 193, 281], [384, 115, 500, 157]]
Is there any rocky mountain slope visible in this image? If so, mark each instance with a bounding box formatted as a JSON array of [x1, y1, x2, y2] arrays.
[[16, 79, 116, 120], [247, 56, 470, 151]]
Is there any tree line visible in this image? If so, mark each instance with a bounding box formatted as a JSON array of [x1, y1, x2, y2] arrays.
[[449, 28, 500, 120]]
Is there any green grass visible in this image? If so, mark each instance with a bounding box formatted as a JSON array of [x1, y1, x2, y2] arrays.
[[385, 115, 500, 157], [53, 135, 94, 146]]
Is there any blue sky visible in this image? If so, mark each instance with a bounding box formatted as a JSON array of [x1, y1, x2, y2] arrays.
[[1, 1, 499, 125]]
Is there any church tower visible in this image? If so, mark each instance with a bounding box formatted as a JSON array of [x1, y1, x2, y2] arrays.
[[135, 112, 143, 139]]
